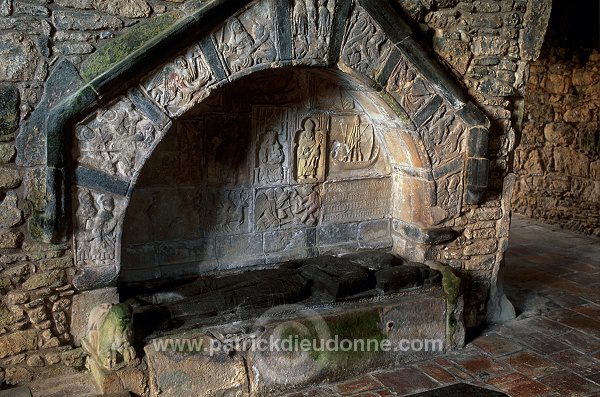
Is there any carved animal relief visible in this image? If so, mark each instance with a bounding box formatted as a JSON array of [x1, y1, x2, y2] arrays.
[[341, 6, 391, 76]]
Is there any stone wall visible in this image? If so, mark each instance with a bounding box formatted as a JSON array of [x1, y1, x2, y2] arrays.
[[0, 0, 550, 388], [395, 0, 551, 326], [512, 4, 600, 236]]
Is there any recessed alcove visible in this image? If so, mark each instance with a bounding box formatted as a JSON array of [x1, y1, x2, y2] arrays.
[[119, 67, 422, 286]]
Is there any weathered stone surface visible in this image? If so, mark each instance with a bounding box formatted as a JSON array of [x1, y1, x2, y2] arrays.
[[0, 191, 23, 228], [0, 143, 16, 163], [53, 11, 123, 31], [0, 230, 24, 249], [0, 84, 19, 141], [54, 0, 93, 8], [0, 33, 38, 81], [519, 0, 552, 61], [92, 0, 151, 18], [0, 330, 37, 359], [0, 166, 21, 188], [22, 270, 67, 290], [70, 287, 118, 345], [146, 335, 249, 397]]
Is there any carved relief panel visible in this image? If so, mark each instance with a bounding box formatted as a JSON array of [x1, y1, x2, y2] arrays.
[[386, 59, 435, 118], [203, 188, 251, 235], [291, 0, 334, 61], [255, 184, 320, 231], [213, 0, 279, 76], [294, 113, 328, 183], [253, 107, 291, 186], [340, 5, 392, 77], [329, 114, 379, 171], [74, 187, 127, 268], [143, 45, 215, 118], [75, 98, 158, 180]]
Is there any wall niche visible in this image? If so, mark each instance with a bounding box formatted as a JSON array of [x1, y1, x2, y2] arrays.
[[120, 68, 408, 285]]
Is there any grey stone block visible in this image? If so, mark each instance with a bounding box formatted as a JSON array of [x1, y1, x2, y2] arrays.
[[456, 101, 490, 129], [392, 219, 460, 245], [74, 166, 130, 196], [0, 84, 19, 142], [317, 222, 358, 246], [467, 126, 489, 158]]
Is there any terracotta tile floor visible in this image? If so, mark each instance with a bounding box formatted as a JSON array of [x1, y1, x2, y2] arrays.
[[279, 215, 600, 397]]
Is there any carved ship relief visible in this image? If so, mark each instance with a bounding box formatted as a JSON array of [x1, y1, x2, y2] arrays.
[[330, 114, 379, 170]]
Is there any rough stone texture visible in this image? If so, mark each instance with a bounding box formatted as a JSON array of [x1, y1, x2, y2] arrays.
[[0, 33, 38, 81], [145, 334, 249, 397], [0, 330, 37, 359], [91, 0, 151, 18], [0, 0, 552, 386], [0, 84, 19, 141], [70, 287, 119, 346], [513, 49, 600, 237]]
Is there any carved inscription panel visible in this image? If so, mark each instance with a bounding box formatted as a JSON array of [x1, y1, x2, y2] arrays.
[[321, 177, 391, 223]]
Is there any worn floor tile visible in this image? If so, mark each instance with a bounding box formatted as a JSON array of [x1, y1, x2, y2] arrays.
[[471, 333, 523, 357], [373, 367, 438, 395], [538, 370, 600, 397]]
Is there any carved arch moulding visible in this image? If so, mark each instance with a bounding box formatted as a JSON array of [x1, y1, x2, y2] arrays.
[[36, 0, 490, 290]]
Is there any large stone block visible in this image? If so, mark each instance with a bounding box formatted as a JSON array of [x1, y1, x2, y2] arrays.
[[0, 33, 38, 81], [0, 191, 23, 228], [22, 270, 67, 290], [145, 334, 249, 397], [70, 287, 119, 346], [0, 84, 19, 141], [91, 0, 151, 18], [0, 330, 37, 359]]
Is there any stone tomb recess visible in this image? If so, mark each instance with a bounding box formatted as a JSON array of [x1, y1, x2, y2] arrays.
[[66, 0, 491, 394]]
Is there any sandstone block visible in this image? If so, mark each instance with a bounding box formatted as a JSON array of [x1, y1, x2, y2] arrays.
[[0, 230, 23, 249], [92, 0, 151, 18], [0, 191, 23, 228], [22, 270, 67, 290], [0, 167, 21, 188], [0, 330, 37, 359]]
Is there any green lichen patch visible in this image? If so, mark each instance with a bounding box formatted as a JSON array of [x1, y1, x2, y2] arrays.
[[81, 12, 180, 82]]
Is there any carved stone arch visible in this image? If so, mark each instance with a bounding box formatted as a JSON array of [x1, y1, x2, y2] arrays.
[[68, 0, 490, 290]]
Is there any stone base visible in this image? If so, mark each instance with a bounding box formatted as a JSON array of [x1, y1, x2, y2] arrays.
[[87, 357, 147, 396], [145, 287, 461, 397]]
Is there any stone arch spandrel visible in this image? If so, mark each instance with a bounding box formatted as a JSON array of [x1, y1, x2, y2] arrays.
[[69, 0, 489, 289]]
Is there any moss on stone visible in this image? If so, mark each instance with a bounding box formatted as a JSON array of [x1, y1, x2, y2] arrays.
[[81, 12, 181, 82], [281, 309, 387, 366], [439, 266, 461, 306]]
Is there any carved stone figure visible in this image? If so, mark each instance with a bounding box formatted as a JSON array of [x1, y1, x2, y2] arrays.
[[204, 189, 250, 235], [342, 10, 390, 75], [218, 16, 276, 74], [75, 190, 122, 266], [145, 46, 212, 116], [387, 60, 434, 116], [82, 303, 136, 372], [92, 195, 118, 261], [76, 99, 156, 180], [295, 116, 326, 182], [256, 127, 285, 184], [292, 0, 332, 58], [293, 184, 320, 226], [75, 191, 97, 261]]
